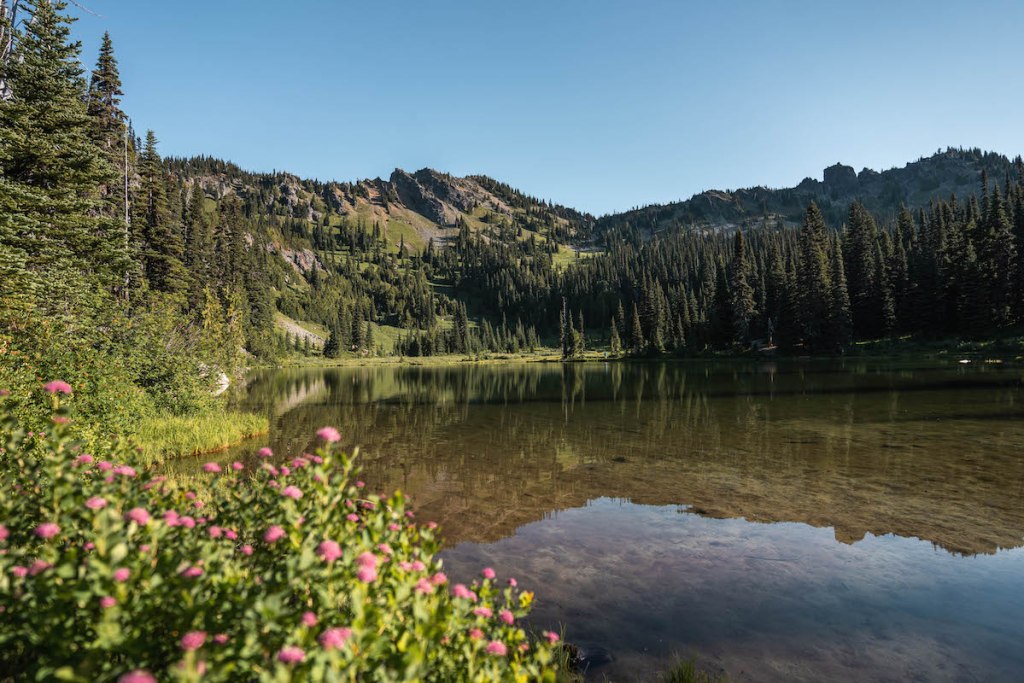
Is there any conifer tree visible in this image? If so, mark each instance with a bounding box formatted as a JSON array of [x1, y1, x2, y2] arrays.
[[629, 301, 645, 355], [609, 317, 622, 356], [137, 131, 188, 295], [829, 246, 852, 347], [0, 0, 119, 308], [796, 202, 832, 349], [843, 201, 880, 337], [729, 231, 756, 344]]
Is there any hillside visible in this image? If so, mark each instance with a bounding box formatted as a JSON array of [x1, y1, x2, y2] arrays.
[[168, 158, 595, 254], [161, 146, 1024, 360], [597, 147, 1023, 236]]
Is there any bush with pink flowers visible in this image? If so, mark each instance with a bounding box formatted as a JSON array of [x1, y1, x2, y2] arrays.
[[0, 387, 560, 681]]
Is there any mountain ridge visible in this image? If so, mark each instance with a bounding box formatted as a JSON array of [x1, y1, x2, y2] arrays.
[[171, 147, 1021, 252]]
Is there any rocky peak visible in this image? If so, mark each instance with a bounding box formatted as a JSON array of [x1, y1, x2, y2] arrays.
[[823, 163, 858, 191]]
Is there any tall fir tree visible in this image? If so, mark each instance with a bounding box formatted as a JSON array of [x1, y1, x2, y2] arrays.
[[796, 202, 832, 349], [729, 230, 756, 344], [137, 131, 188, 295], [0, 0, 119, 309]]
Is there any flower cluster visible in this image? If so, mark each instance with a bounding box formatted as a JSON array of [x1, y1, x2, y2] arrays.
[[0, 385, 559, 681]]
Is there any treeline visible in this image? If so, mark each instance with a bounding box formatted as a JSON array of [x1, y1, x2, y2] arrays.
[[564, 172, 1024, 353], [0, 1, 281, 441], [417, 167, 1024, 356]]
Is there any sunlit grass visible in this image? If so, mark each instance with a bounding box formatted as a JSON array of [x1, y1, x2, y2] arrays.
[[131, 412, 268, 464]]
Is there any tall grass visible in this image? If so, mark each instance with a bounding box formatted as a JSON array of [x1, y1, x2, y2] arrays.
[[131, 411, 267, 464]]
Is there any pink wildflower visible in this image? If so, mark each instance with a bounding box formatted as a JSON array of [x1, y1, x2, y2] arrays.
[[35, 522, 60, 539], [0, 524, 6, 541], [319, 627, 352, 650], [180, 565, 203, 579], [346, 513, 359, 523], [213, 633, 229, 645], [258, 447, 273, 457], [469, 628, 484, 641], [317, 426, 341, 442], [118, 670, 156, 683], [74, 454, 94, 466], [85, 496, 107, 510], [452, 584, 477, 601], [180, 631, 206, 651], [431, 572, 448, 585], [263, 525, 285, 543], [208, 526, 222, 539], [545, 631, 560, 644], [240, 544, 253, 556], [279, 465, 291, 477], [317, 540, 342, 563], [301, 611, 317, 627], [356, 551, 377, 569], [29, 561, 51, 577], [486, 641, 508, 656], [415, 578, 434, 594], [499, 609, 514, 625], [482, 567, 496, 580], [426, 521, 438, 530], [508, 577, 518, 587], [388, 523, 400, 532], [44, 380, 72, 394], [97, 460, 113, 471], [231, 461, 243, 470], [113, 465, 137, 477], [411, 560, 426, 571], [281, 485, 302, 500], [224, 528, 238, 540], [202, 462, 221, 473], [377, 543, 392, 555], [11, 565, 28, 578], [355, 480, 365, 488], [268, 480, 280, 488], [180, 515, 196, 529], [277, 646, 305, 664], [125, 508, 150, 526], [113, 568, 130, 582], [473, 607, 493, 618], [356, 566, 377, 583], [100, 596, 117, 609]]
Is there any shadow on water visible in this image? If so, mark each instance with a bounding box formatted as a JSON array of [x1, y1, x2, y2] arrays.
[[177, 360, 1024, 681]]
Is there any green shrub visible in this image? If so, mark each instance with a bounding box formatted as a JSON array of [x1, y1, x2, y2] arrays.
[[0, 386, 560, 681]]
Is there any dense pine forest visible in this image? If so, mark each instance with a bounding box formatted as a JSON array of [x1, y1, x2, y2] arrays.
[[2, 2, 1023, 442]]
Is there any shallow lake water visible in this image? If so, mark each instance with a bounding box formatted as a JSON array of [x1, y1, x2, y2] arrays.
[[182, 360, 1024, 681]]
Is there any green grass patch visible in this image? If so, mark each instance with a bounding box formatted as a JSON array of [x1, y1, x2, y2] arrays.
[[131, 411, 268, 464], [660, 658, 727, 683]]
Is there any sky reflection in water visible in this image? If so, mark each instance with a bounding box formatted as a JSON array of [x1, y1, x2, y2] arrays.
[[198, 361, 1024, 681]]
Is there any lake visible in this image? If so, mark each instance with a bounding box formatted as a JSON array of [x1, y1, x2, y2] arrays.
[[190, 360, 1024, 681]]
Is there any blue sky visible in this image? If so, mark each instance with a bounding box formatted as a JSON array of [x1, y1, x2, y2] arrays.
[[73, 0, 1024, 215]]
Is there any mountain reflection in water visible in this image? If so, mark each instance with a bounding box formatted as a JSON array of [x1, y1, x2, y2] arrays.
[[180, 361, 1024, 681]]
